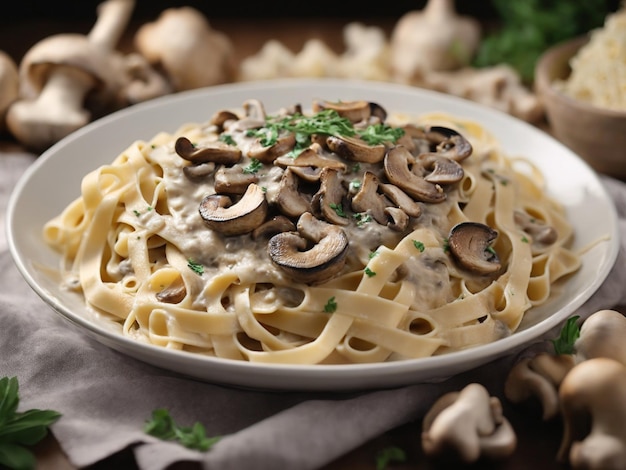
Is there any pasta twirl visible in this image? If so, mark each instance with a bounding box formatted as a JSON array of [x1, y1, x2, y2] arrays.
[[43, 99, 581, 365]]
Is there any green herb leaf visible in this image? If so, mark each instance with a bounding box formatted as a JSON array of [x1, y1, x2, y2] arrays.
[[329, 203, 347, 218], [0, 377, 61, 470], [412, 240, 425, 252], [187, 259, 204, 275], [552, 315, 581, 355], [323, 296, 338, 313], [364, 267, 376, 277], [375, 446, 407, 470], [358, 123, 405, 146], [144, 408, 220, 452], [243, 158, 263, 174]]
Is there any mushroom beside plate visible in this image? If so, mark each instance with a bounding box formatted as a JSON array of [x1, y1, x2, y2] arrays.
[[6, 78, 620, 392]]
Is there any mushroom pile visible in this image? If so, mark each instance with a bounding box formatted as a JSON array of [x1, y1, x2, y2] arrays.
[[173, 98, 503, 285], [1, 0, 234, 151], [503, 309, 626, 470]]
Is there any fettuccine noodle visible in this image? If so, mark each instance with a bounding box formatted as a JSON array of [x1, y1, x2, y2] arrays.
[[43, 99, 581, 364]]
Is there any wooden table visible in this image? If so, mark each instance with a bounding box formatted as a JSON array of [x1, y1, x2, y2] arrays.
[[0, 13, 605, 470]]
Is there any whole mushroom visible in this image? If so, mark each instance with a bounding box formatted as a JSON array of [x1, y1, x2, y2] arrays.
[[134, 6, 236, 91], [6, 0, 136, 151], [0, 51, 19, 133]]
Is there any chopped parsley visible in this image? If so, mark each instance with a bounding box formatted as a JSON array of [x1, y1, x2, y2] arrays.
[[323, 296, 338, 313], [250, 109, 405, 151], [187, 259, 204, 275], [219, 133, 236, 146], [368, 250, 379, 259], [329, 203, 347, 218], [552, 315, 580, 355], [364, 267, 376, 277], [243, 158, 262, 174], [353, 213, 372, 227], [412, 240, 425, 252]]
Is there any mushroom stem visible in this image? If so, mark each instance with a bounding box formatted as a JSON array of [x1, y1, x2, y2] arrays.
[[88, 0, 135, 50]]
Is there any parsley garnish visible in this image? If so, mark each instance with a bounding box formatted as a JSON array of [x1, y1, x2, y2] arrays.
[[187, 259, 204, 275], [412, 240, 425, 252], [243, 158, 262, 174], [364, 267, 376, 277], [375, 446, 407, 470], [359, 123, 405, 146], [219, 134, 236, 146], [323, 297, 338, 313], [144, 408, 220, 451], [329, 203, 347, 218], [0, 377, 62, 470], [552, 315, 580, 355], [521, 235, 529, 243], [368, 250, 379, 259], [353, 213, 372, 227]]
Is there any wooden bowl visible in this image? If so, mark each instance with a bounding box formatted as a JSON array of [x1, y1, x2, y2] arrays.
[[535, 35, 626, 179]]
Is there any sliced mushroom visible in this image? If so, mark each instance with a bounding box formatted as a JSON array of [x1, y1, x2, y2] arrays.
[[252, 215, 296, 240], [384, 146, 446, 203], [312, 99, 385, 123], [426, 126, 473, 161], [156, 282, 187, 304], [268, 212, 349, 284], [175, 136, 241, 164], [276, 168, 312, 218], [420, 154, 465, 184], [326, 135, 386, 163], [350, 171, 390, 225], [379, 183, 422, 218], [214, 165, 259, 194], [199, 183, 268, 236], [225, 98, 266, 132], [274, 143, 346, 172], [312, 167, 349, 226], [183, 162, 215, 180], [514, 210, 558, 245], [247, 133, 297, 164], [385, 207, 409, 231], [210, 109, 239, 131], [448, 222, 501, 274]]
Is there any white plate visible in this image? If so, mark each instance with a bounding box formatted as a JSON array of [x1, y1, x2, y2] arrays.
[[7, 78, 620, 391]]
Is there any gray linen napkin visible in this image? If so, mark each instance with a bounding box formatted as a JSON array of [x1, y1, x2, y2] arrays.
[[2, 150, 626, 470]]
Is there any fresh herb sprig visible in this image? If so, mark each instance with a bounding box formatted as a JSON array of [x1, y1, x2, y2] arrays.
[[552, 315, 581, 355], [0, 377, 62, 470], [248, 109, 405, 153], [144, 408, 220, 451]]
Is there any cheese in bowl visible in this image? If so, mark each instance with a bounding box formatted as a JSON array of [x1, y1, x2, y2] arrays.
[[42, 98, 581, 365]]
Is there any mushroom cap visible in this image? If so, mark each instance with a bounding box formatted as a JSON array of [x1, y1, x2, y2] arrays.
[[199, 183, 268, 236], [268, 212, 349, 284], [448, 222, 501, 274], [17, 34, 121, 101], [134, 6, 236, 91], [0, 51, 19, 128]]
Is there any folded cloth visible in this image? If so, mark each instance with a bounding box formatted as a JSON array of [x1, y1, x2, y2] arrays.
[[1, 150, 626, 470]]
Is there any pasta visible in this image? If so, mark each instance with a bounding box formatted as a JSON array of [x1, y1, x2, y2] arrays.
[[43, 98, 581, 365]]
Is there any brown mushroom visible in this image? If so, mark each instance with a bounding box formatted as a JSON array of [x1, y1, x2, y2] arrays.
[[199, 183, 268, 236], [247, 133, 297, 164], [448, 222, 501, 274], [514, 210, 558, 246], [312, 99, 386, 123], [156, 282, 186, 304], [385, 207, 409, 231], [214, 165, 259, 194], [276, 168, 312, 218], [384, 146, 446, 203], [425, 125, 473, 161], [252, 215, 296, 240], [326, 134, 386, 163], [420, 154, 465, 184], [175, 136, 242, 165], [379, 183, 422, 218], [350, 171, 390, 225], [268, 212, 349, 284], [312, 167, 349, 226]]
